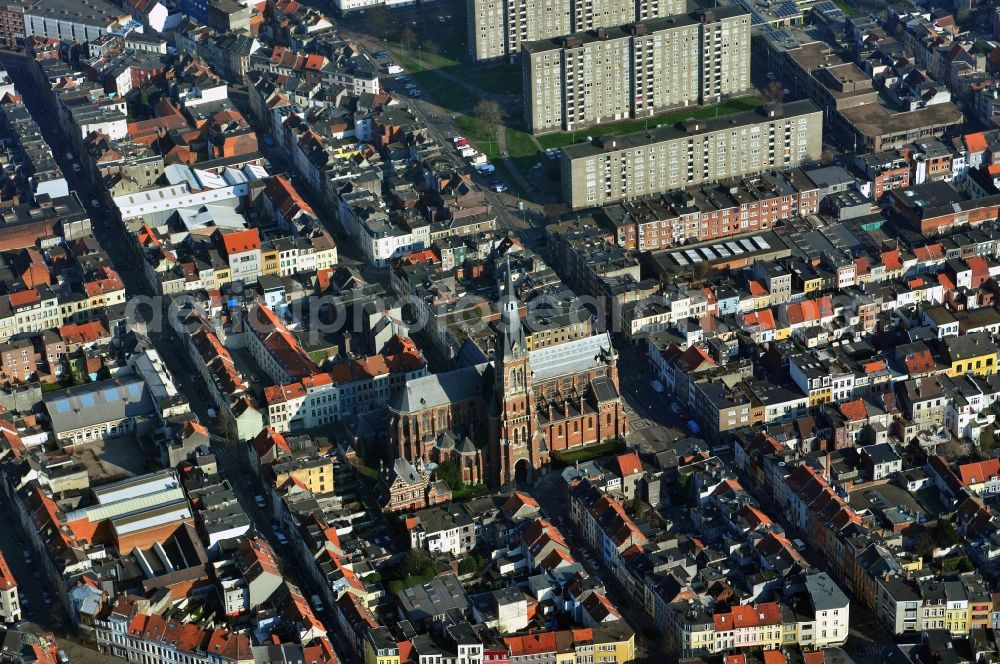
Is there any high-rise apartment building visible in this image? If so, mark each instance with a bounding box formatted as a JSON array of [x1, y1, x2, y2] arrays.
[[468, 0, 686, 62], [523, 8, 750, 134], [559, 101, 824, 209]]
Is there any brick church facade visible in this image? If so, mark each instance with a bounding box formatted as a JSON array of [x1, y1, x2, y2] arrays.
[[387, 264, 628, 487]]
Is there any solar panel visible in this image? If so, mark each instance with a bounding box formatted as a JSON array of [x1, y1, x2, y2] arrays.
[[102, 387, 121, 403], [702, 248, 717, 260], [54, 400, 70, 414], [716, 246, 731, 257], [754, 236, 772, 250], [727, 242, 744, 254], [80, 394, 96, 408], [128, 383, 143, 398], [740, 239, 757, 251]]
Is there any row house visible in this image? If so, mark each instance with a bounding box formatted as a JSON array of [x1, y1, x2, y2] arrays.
[[600, 170, 819, 252], [263, 335, 427, 432], [245, 303, 319, 385], [568, 479, 648, 598], [875, 571, 992, 636]]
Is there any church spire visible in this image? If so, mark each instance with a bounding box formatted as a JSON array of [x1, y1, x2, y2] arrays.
[[499, 253, 526, 360]]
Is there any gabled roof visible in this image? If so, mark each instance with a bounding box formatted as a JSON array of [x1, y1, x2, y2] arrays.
[[957, 458, 1000, 486], [614, 452, 642, 478]]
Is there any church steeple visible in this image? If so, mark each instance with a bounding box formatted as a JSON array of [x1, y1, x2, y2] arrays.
[[498, 254, 527, 361]]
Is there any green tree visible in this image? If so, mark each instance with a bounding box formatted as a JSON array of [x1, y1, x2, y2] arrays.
[[458, 554, 483, 575], [934, 519, 959, 548], [435, 460, 464, 491], [979, 428, 997, 454]]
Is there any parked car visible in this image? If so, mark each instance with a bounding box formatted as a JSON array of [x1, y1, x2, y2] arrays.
[[42, 592, 52, 605], [273, 529, 288, 545], [490, 181, 508, 193], [373, 50, 389, 58], [408, 89, 422, 98], [404, 82, 417, 90], [57, 651, 69, 664], [71, 163, 81, 172], [476, 163, 495, 174], [22, 551, 30, 564], [254, 495, 266, 508], [451, 135, 465, 144], [310, 594, 324, 612], [90, 198, 101, 208], [454, 138, 469, 148]]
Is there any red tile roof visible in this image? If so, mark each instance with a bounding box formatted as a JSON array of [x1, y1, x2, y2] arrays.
[[882, 248, 902, 271], [914, 243, 944, 261], [966, 132, 988, 153], [615, 451, 642, 477], [0, 549, 15, 591], [839, 399, 868, 421], [8, 289, 39, 308], [713, 602, 782, 631], [957, 459, 1000, 486], [505, 632, 557, 656], [220, 228, 260, 256]]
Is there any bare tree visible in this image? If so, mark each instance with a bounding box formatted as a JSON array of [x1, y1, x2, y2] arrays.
[[938, 437, 967, 461], [474, 99, 505, 155], [761, 80, 785, 104], [400, 26, 417, 51]]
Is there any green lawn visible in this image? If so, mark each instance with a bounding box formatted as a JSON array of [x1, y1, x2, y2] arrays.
[[452, 483, 491, 501], [534, 95, 762, 150], [550, 440, 626, 467]]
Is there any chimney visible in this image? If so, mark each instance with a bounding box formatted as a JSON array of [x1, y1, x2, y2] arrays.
[[825, 451, 832, 481], [764, 104, 785, 118]]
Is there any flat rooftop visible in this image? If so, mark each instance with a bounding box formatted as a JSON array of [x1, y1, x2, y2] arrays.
[[562, 100, 821, 160], [841, 101, 963, 138], [25, 0, 128, 27], [523, 6, 748, 54]]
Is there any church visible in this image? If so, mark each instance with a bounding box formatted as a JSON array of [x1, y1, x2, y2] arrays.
[[387, 263, 629, 488]]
